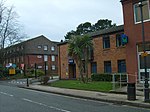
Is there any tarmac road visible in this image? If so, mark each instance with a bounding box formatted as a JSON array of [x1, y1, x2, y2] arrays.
[[0, 83, 150, 112]]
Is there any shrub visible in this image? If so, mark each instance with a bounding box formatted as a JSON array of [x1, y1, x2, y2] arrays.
[[91, 73, 127, 82], [91, 73, 112, 81], [41, 76, 49, 85], [37, 70, 45, 77]]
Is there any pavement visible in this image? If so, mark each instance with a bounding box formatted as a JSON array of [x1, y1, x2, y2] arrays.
[[19, 78, 150, 109]]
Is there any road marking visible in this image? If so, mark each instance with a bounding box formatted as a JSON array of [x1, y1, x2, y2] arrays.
[[22, 98, 71, 112], [8, 81, 26, 84], [0, 92, 14, 97]]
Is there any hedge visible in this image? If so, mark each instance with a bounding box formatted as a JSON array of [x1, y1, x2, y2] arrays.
[[91, 73, 127, 82]]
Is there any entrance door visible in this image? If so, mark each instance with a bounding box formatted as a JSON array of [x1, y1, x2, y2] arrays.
[[69, 64, 76, 79], [138, 51, 150, 83]]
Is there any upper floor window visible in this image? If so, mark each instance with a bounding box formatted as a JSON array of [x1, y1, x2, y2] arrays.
[[51, 46, 55, 51], [134, 0, 150, 23], [21, 46, 24, 50], [103, 36, 110, 49], [38, 45, 42, 49], [116, 34, 124, 47], [44, 45, 48, 51]]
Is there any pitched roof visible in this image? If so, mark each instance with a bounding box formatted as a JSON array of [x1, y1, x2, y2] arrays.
[[89, 25, 124, 38], [5, 35, 59, 49], [58, 25, 124, 46]]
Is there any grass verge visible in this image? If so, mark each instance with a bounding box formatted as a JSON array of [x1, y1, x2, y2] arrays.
[[49, 80, 113, 92]]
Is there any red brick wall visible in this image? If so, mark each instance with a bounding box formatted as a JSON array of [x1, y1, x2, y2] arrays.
[[58, 32, 126, 79], [122, 0, 150, 82], [58, 44, 69, 79], [93, 34, 126, 73], [24, 54, 58, 75]]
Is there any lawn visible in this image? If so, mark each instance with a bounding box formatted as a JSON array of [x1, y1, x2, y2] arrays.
[[49, 80, 113, 92]]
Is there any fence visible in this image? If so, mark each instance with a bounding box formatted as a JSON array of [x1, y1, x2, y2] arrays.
[[112, 73, 128, 91]]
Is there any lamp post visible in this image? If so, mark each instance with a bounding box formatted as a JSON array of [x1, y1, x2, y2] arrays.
[[138, 0, 149, 102]]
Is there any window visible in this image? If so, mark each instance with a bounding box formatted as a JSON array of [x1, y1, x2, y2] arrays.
[[37, 55, 42, 59], [118, 60, 126, 73], [91, 62, 97, 73], [44, 55, 48, 61], [52, 65, 56, 70], [51, 55, 55, 61], [44, 45, 48, 50], [103, 36, 110, 49], [134, 0, 150, 23], [38, 45, 42, 49], [21, 45, 23, 50], [116, 34, 124, 47], [104, 61, 111, 73], [51, 46, 55, 51], [38, 66, 42, 69]]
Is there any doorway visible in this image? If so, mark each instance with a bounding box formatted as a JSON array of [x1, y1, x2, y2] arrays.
[[138, 51, 150, 83], [69, 64, 76, 79]]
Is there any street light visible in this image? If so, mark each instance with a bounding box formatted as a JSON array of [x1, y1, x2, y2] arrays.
[[138, 0, 149, 102]]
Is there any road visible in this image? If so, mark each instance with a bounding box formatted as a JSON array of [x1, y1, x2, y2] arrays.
[[0, 81, 150, 112]]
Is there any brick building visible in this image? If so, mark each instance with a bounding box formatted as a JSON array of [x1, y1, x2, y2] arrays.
[[4, 35, 58, 75], [121, 0, 150, 83], [58, 25, 126, 79]]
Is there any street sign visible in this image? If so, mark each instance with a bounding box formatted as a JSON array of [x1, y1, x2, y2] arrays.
[[9, 68, 16, 75], [12, 64, 16, 68], [121, 34, 128, 45]]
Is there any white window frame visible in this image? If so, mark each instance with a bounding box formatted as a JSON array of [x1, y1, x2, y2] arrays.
[[37, 55, 42, 59], [51, 46, 55, 51], [44, 45, 48, 51], [51, 55, 55, 62], [44, 55, 48, 61], [52, 65, 56, 70], [38, 66, 42, 69], [134, 0, 150, 24], [38, 45, 42, 49]]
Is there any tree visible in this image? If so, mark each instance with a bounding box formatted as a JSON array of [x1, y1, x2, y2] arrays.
[[92, 19, 116, 31], [68, 35, 93, 83], [76, 22, 92, 35], [65, 19, 116, 40], [64, 30, 76, 40], [0, 0, 25, 64]]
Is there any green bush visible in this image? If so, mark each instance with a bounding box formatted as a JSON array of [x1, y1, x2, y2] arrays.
[[91, 73, 127, 82], [37, 70, 45, 77], [91, 73, 112, 81]]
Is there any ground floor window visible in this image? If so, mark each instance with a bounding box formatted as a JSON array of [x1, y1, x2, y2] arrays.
[[104, 61, 111, 73], [118, 60, 126, 73], [91, 62, 97, 73]]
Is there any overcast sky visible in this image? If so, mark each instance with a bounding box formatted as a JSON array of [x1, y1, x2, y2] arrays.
[[6, 0, 124, 42]]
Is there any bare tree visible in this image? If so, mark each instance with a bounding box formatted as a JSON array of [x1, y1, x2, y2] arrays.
[[0, 0, 25, 64]]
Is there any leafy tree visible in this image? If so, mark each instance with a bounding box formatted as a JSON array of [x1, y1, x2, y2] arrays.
[[92, 19, 116, 31], [65, 19, 116, 40], [68, 35, 93, 83], [76, 22, 92, 35], [64, 30, 76, 40]]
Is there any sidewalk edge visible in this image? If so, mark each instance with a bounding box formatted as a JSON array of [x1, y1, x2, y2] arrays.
[[20, 86, 150, 109]]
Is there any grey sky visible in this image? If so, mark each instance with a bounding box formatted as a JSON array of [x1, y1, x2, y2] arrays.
[[6, 0, 123, 42]]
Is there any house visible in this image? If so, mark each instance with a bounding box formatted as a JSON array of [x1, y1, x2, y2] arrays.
[[121, 0, 150, 83], [58, 25, 126, 79], [4, 35, 58, 76]]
